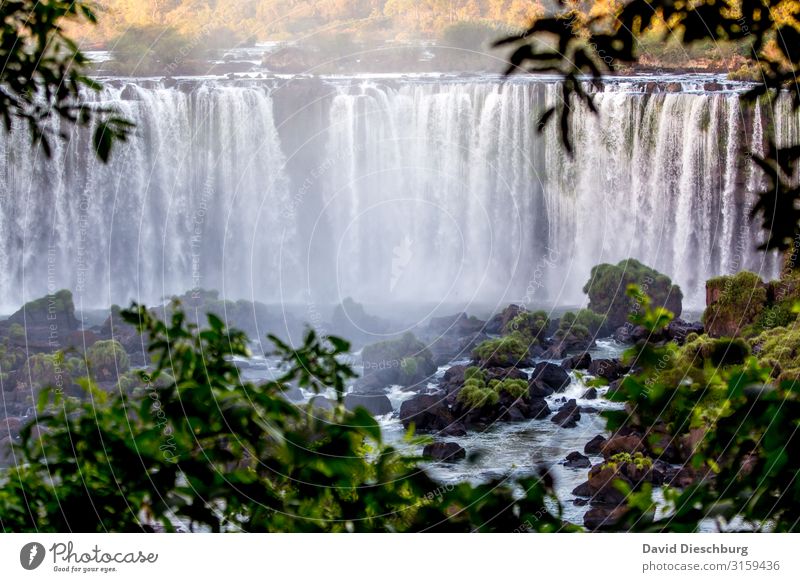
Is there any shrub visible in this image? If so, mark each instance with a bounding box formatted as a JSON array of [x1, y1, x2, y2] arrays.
[[86, 340, 130, 382], [0, 304, 568, 532]]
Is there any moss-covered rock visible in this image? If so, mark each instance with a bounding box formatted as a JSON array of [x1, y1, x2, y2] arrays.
[[750, 324, 800, 382], [86, 340, 130, 382], [6, 289, 78, 329], [503, 310, 549, 344], [359, 332, 436, 391], [472, 334, 532, 368], [583, 259, 682, 329], [703, 271, 768, 337]]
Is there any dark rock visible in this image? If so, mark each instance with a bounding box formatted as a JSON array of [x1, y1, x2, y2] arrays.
[[588, 358, 625, 381], [344, 392, 394, 416], [399, 393, 454, 433], [528, 380, 554, 398], [564, 451, 591, 468], [666, 318, 704, 344], [423, 441, 466, 462], [572, 481, 592, 497], [360, 332, 437, 392], [484, 367, 528, 382], [584, 435, 607, 455], [530, 362, 570, 392], [584, 505, 627, 530], [427, 312, 486, 336], [562, 353, 592, 370], [581, 406, 599, 414], [551, 399, 580, 428], [581, 387, 598, 400], [485, 304, 523, 334]]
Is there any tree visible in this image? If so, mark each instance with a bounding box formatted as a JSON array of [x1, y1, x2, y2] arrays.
[[498, 0, 800, 252], [0, 303, 571, 532], [0, 0, 132, 160]]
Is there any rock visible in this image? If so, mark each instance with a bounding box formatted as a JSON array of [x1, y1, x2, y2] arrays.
[[428, 332, 488, 367], [423, 441, 466, 462], [564, 451, 591, 468], [584, 435, 607, 455], [703, 272, 767, 337], [562, 352, 591, 370], [551, 399, 581, 428], [588, 358, 625, 381], [530, 362, 570, 392], [605, 379, 623, 397], [278, 384, 304, 402], [600, 432, 645, 457], [584, 259, 682, 329], [344, 393, 394, 416], [427, 312, 486, 336], [485, 304, 523, 334], [666, 319, 704, 344], [399, 393, 454, 433], [581, 387, 598, 400], [586, 464, 630, 505], [584, 505, 628, 530], [528, 380, 554, 398], [572, 481, 592, 497], [521, 397, 551, 420], [360, 332, 437, 391], [581, 406, 599, 413], [484, 367, 528, 383]]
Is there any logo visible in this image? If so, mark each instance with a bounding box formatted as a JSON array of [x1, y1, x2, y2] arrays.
[[20, 542, 46, 570]]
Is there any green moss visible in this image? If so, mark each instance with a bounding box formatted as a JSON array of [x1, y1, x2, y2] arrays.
[[86, 340, 130, 381], [606, 452, 653, 471], [583, 259, 682, 328], [503, 310, 548, 344], [750, 325, 800, 381], [457, 375, 527, 409], [703, 271, 767, 337], [400, 357, 418, 377], [472, 334, 529, 366]]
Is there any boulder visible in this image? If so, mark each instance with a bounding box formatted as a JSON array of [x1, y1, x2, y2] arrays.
[[564, 451, 591, 468], [530, 362, 570, 392], [587, 358, 625, 381], [600, 432, 645, 457], [584, 434, 607, 455], [584, 506, 628, 530], [666, 319, 704, 344], [344, 393, 394, 416], [360, 332, 437, 392], [562, 353, 591, 370], [703, 272, 768, 337], [581, 387, 598, 400], [399, 393, 454, 433], [423, 441, 466, 462], [551, 399, 580, 428], [485, 304, 523, 334], [528, 380, 554, 398], [583, 259, 682, 329]]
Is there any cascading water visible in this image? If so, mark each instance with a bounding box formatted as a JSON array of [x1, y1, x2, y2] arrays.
[[0, 83, 295, 312], [0, 76, 792, 314]]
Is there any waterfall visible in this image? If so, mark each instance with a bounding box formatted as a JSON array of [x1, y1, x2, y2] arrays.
[[0, 76, 792, 314], [0, 83, 295, 312]]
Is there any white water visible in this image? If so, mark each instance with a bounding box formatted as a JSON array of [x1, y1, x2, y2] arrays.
[[0, 76, 791, 313]]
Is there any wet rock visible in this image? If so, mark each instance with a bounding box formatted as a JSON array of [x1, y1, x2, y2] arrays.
[[399, 393, 454, 433], [344, 392, 394, 416], [601, 432, 645, 457], [531, 362, 570, 392], [564, 451, 591, 468], [588, 358, 625, 381], [528, 380, 554, 398], [666, 319, 704, 344], [572, 481, 592, 497], [584, 435, 607, 455], [562, 352, 591, 370], [584, 505, 628, 530], [581, 387, 598, 400], [423, 441, 466, 462], [551, 399, 580, 428], [360, 332, 437, 392], [485, 304, 523, 334]]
